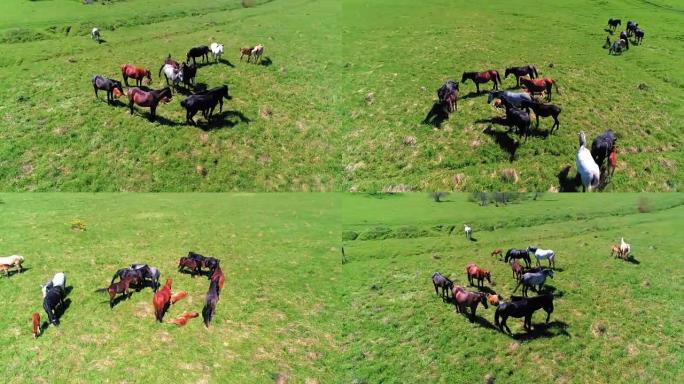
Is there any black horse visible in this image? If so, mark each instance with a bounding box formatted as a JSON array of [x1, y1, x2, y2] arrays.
[[504, 105, 531, 141], [634, 28, 645, 45], [494, 294, 554, 334], [180, 63, 197, 88], [43, 285, 65, 326], [520, 99, 561, 133], [619, 31, 630, 50], [626, 21, 638, 36], [591, 129, 616, 168], [607, 18, 621, 31], [92, 75, 123, 104], [437, 80, 459, 115], [504, 65, 538, 87], [129, 264, 161, 292], [505, 248, 531, 268], [196, 85, 232, 114], [187, 251, 220, 277], [186, 46, 209, 65], [110, 267, 145, 288], [180, 93, 219, 125], [431, 272, 454, 302], [202, 278, 220, 327]]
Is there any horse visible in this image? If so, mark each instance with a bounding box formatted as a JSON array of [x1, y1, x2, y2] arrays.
[[110, 267, 144, 289], [466, 264, 491, 288], [91, 27, 101, 43], [491, 249, 503, 259], [453, 288, 488, 321], [505, 249, 531, 267], [510, 260, 523, 281], [519, 99, 561, 133], [513, 269, 554, 297], [610, 244, 624, 259], [494, 294, 554, 333], [211, 266, 225, 295], [202, 278, 220, 327], [196, 85, 231, 114], [92, 76, 123, 104], [619, 31, 630, 50], [251, 44, 264, 64], [43, 285, 65, 326], [171, 312, 199, 327], [41, 272, 66, 298], [127, 87, 171, 122], [591, 129, 616, 169], [607, 146, 617, 176], [32, 312, 41, 338], [187, 251, 220, 277], [171, 291, 188, 304], [503, 104, 531, 141], [519, 77, 560, 101], [180, 93, 219, 125], [0, 255, 24, 274], [437, 80, 459, 114], [178, 257, 201, 277], [487, 294, 502, 307], [431, 272, 454, 302], [0, 264, 12, 277], [239, 47, 254, 62], [187, 46, 209, 65], [620, 237, 630, 258], [461, 70, 501, 93], [528, 246, 556, 268], [577, 131, 600, 192], [634, 28, 644, 45], [505, 65, 538, 87], [210, 42, 224, 63], [152, 278, 172, 322], [626, 21, 638, 36], [180, 63, 197, 88], [463, 224, 472, 240], [96, 276, 138, 308], [487, 90, 532, 108], [160, 64, 183, 90], [121, 64, 151, 87], [609, 39, 627, 55], [129, 264, 161, 291], [608, 18, 621, 31]]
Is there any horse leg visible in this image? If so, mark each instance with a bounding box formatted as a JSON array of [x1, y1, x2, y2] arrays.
[[470, 304, 476, 322], [150, 106, 156, 122], [434, 283, 438, 296], [94, 86, 99, 99], [476, 83, 480, 93], [129, 100, 134, 115], [525, 314, 532, 331]]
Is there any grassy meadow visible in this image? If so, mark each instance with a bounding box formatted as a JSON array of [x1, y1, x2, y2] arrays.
[[0, 193, 341, 383], [341, 0, 683, 192], [340, 193, 684, 383], [0, 0, 340, 191]]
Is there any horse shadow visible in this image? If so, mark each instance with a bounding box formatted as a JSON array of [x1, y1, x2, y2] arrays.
[[468, 236, 478, 242], [423, 103, 449, 127], [260, 57, 273, 66], [511, 320, 569, 341], [622, 255, 640, 264], [480, 123, 520, 161], [557, 166, 581, 192], [604, 28, 614, 34], [461, 91, 485, 100], [54, 298, 72, 320], [219, 58, 235, 68], [476, 286, 497, 295], [175, 86, 195, 96], [192, 83, 208, 93], [471, 315, 498, 330], [153, 115, 184, 127], [198, 110, 251, 131], [109, 293, 132, 308]]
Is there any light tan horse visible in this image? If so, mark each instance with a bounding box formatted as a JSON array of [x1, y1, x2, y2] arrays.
[[0, 255, 24, 275]]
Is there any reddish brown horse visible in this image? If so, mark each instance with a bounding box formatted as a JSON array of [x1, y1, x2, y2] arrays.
[[461, 70, 501, 93], [127, 87, 171, 122], [608, 146, 617, 176], [32, 313, 40, 338], [453, 287, 488, 321], [519, 77, 560, 101], [178, 256, 201, 277], [491, 248, 503, 258], [95, 276, 139, 308], [466, 264, 491, 287], [121, 64, 151, 87], [153, 278, 172, 322], [211, 266, 225, 294], [170, 291, 188, 304], [510, 260, 523, 281], [171, 311, 199, 327]]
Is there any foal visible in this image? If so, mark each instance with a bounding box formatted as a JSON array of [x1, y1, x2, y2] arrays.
[[519, 99, 561, 134]]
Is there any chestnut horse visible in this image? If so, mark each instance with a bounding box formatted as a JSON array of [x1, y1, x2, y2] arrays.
[[95, 276, 139, 308], [466, 264, 491, 288], [171, 312, 199, 326], [461, 70, 501, 93], [610, 244, 623, 258], [32, 313, 40, 338], [127, 87, 171, 122], [519, 77, 560, 101], [121, 64, 151, 87], [510, 260, 523, 281], [171, 291, 188, 304], [153, 278, 172, 322], [453, 287, 488, 321], [239, 47, 254, 61], [211, 266, 225, 295], [491, 248, 503, 258]]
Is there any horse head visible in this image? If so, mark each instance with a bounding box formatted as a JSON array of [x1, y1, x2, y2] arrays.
[[485, 270, 492, 284], [479, 293, 489, 309], [460, 72, 468, 83], [546, 269, 554, 279]]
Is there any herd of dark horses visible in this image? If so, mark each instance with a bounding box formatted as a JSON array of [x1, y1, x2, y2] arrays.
[[431, 246, 559, 336], [606, 19, 646, 55], [32, 251, 225, 337]]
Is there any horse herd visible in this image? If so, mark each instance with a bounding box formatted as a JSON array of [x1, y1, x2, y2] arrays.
[[91, 41, 265, 124], [4, 252, 225, 338], [606, 19, 646, 55]]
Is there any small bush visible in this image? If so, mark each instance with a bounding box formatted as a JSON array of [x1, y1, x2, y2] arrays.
[[70, 219, 87, 232], [430, 192, 448, 202], [394, 225, 428, 239], [342, 230, 358, 241], [358, 226, 392, 240]]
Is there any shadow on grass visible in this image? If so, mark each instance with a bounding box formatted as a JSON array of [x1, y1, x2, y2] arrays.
[[2, 267, 30, 277], [558, 165, 581, 192], [423, 103, 449, 128], [260, 56, 273, 66], [511, 320, 569, 341], [55, 297, 72, 321], [194, 110, 251, 131], [461, 91, 486, 100], [219, 58, 235, 67], [480, 123, 520, 161]]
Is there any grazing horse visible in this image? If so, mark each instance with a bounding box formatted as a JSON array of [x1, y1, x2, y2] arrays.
[[187, 46, 210, 65], [210, 42, 224, 63], [110, 267, 144, 288], [178, 257, 201, 276], [487, 294, 502, 307], [528, 246, 556, 268], [43, 285, 65, 326], [187, 251, 221, 277], [505, 249, 531, 267], [251, 44, 264, 64], [41, 272, 66, 298], [96, 276, 138, 308], [634, 28, 644, 45], [92, 76, 123, 104], [152, 278, 172, 322], [437, 80, 459, 114], [127, 87, 171, 122], [121, 64, 151, 87], [91, 27, 101, 43], [519, 99, 561, 133], [514, 269, 554, 297], [610, 244, 624, 259], [32, 313, 41, 338], [619, 31, 630, 50], [171, 291, 188, 305], [129, 264, 161, 291], [171, 312, 199, 327], [461, 70, 501, 93], [196, 85, 231, 114], [609, 39, 627, 55], [161, 64, 183, 90], [494, 294, 554, 333], [466, 264, 491, 288], [453, 288, 488, 321], [239, 47, 254, 61], [463, 224, 472, 240], [0, 255, 24, 274], [505, 65, 538, 87], [487, 90, 532, 108], [626, 21, 638, 36], [211, 266, 225, 295], [608, 18, 621, 31], [519, 77, 560, 101], [202, 278, 220, 327], [431, 272, 454, 302], [491, 248, 503, 258], [510, 260, 523, 281]]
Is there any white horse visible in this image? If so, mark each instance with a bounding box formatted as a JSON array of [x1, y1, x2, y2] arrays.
[[463, 224, 472, 240], [0, 255, 24, 273], [41, 272, 66, 298], [528, 246, 556, 268], [576, 131, 600, 192], [210, 42, 224, 63], [251, 44, 264, 64], [161, 64, 183, 89], [620, 237, 631, 258], [487, 90, 533, 108], [91, 27, 101, 43]]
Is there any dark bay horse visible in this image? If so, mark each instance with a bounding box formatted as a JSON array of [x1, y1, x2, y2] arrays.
[[510, 260, 523, 281], [187, 46, 210, 65], [461, 70, 501, 93], [180, 94, 219, 125], [453, 287, 488, 322], [178, 256, 201, 277], [520, 99, 561, 133], [180, 63, 197, 88], [519, 77, 560, 101], [92, 75, 123, 104], [96, 276, 138, 308], [437, 80, 459, 114], [211, 266, 225, 296], [505, 249, 531, 268], [607, 18, 621, 31], [121, 64, 151, 87], [626, 21, 638, 36], [494, 294, 554, 333], [431, 272, 454, 302], [505, 65, 538, 87], [43, 285, 65, 326], [466, 264, 491, 288], [129, 264, 161, 292], [196, 85, 231, 114], [504, 104, 531, 141], [127, 87, 171, 122], [202, 278, 220, 327], [634, 28, 644, 45]]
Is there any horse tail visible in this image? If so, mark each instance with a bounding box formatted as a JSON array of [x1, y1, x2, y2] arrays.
[[551, 79, 560, 95], [495, 70, 501, 85], [202, 299, 215, 327], [158, 64, 165, 78], [531, 65, 538, 78], [94, 287, 109, 293]]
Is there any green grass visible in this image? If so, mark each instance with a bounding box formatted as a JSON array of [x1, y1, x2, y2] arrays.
[[341, 0, 684, 192], [0, 193, 341, 383], [340, 193, 684, 383], [0, 0, 340, 191]]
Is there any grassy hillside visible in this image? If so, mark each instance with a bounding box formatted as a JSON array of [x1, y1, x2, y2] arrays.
[[341, 0, 683, 192], [340, 193, 684, 383], [0, 0, 340, 191], [0, 193, 341, 383]]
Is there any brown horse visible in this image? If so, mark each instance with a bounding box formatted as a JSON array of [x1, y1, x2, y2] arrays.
[[610, 244, 625, 259], [127, 87, 171, 122], [170, 291, 188, 304], [510, 260, 523, 281], [519, 77, 560, 101], [487, 294, 502, 307], [491, 248, 503, 258], [239, 47, 254, 61], [153, 278, 172, 322], [211, 266, 225, 295], [95, 276, 139, 308], [178, 256, 201, 277], [453, 288, 488, 321], [32, 313, 40, 338], [461, 70, 501, 93], [608, 146, 617, 176], [121, 64, 152, 87], [0, 264, 11, 277], [466, 264, 491, 288], [171, 311, 199, 327]]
